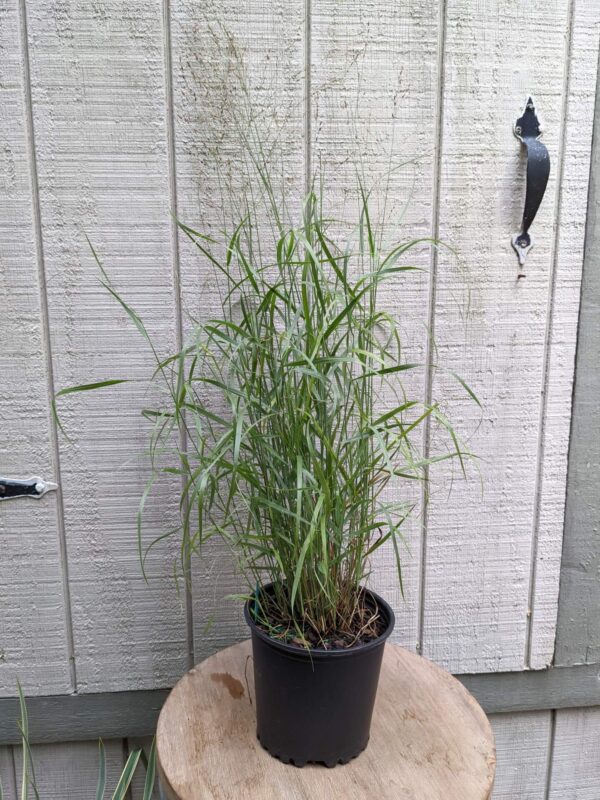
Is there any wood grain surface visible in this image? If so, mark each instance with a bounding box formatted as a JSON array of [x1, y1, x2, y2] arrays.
[[548, 707, 600, 799], [554, 5, 600, 671], [528, 0, 600, 670], [8, 711, 600, 799], [12, 739, 125, 800], [157, 641, 495, 800], [422, 0, 599, 674], [489, 711, 552, 799], [0, 0, 71, 696], [421, 0, 567, 675], [23, 0, 188, 692], [311, 0, 442, 657], [169, 0, 305, 661], [0, 748, 16, 800]]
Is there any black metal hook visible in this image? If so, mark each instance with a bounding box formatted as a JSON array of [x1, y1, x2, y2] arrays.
[[0, 476, 58, 500], [512, 97, 550, 274]]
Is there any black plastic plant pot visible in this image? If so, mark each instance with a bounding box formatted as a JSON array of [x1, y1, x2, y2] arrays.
[[244, 584, 395, 768]]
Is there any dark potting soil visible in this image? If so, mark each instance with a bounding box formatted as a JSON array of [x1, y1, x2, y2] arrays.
[[253, 591, 388, 651]]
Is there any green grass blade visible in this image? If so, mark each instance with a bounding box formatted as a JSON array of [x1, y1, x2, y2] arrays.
[[96, 740, 107, 800], [142, 739, 156, 800], [111, 750, 142, 800], [55, 379, 129, 398], [16, 684, 39, 800], [356, 363, 420, 381], [18, 682, 28, 800], [447, 368, 481, 407], [290, 495, 324, 611], [137, 473, 158, 580]]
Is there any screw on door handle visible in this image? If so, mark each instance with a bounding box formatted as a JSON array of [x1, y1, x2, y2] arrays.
[[0, 476, 58, 501], [511, 96, 551, 275]]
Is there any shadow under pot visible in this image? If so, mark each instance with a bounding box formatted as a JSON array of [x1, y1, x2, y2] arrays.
[[244, 584, 395, 768]]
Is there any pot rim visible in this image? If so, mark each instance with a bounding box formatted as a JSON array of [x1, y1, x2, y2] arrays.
[[243, 582, 395, 658]]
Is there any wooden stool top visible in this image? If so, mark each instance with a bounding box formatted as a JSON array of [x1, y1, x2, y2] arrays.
[[157, 640, 496, 800]]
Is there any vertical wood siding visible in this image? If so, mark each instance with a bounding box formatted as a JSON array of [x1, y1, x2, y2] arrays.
[[12, 739, 125, 799], [549, 708, 600, 799], [310, 0, 442, 654], [0, 747, 16, 800], [0, 0, 71, 696], [1, 739, 158, 800], [421, 0, 592, 674], [555, 22, 600, 670], [21, 0, 188, 692], [169, 0, 306, 660], [0, 0, 598, 698], [529, 0, 600, 669], [490, 711, 552, 799]]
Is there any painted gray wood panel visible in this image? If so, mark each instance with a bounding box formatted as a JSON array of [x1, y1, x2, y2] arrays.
[[12, 739, 124, 800], [489, 711, 551, 799], [310, 0, 442, 654], [168, 0, 306, 661], [422, 0, 599, 674], [165, 0, 600, 676], [0, 688, 168, 745], [549, 708, 600, 799], [530, 0, 600, 669], [23, 0, 188, 692], [0, 748, 16, 800], [0, 0, 71, 696], [555, 44, 600, 668]]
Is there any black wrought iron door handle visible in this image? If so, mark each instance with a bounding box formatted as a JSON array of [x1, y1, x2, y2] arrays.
[[0, 476, 58, 501], [512, 97, 550, 271]]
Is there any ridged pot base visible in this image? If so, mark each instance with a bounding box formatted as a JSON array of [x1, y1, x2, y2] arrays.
[[257, 731, 369, 768]]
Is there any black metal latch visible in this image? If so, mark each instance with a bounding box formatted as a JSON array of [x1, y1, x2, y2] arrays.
[[0, 476, 58, 501], [512, 96, 551, 274]]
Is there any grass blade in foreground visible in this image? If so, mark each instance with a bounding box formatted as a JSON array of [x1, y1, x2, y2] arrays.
[[142, 739, 157, 800], [8, 686, 156, 798], [95, 739, 106, 800], [111, 750, 141, 800]]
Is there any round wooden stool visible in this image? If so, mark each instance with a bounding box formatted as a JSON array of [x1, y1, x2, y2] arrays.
[[157, 640, 495, 799]]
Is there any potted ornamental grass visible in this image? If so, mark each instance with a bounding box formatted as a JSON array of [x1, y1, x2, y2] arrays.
[[60, 178, 472, 767]]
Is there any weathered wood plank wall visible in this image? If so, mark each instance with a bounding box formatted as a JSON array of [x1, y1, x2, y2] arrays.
[[22, 0, 188, 693], [0, 747, 16, 800], [423, 0, 598, 674], [11, 740, 125, 800], [310, 0, 440, 654], [549, 708, 600, 799], [555, 33, 600, 669], [489, 711, 552, 799], [0, 0, 71, 696], [422, 0, 567, 674], [0, 0, 598, 743], [169, 0, 306, 660], [529, 0, 600, 669]]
